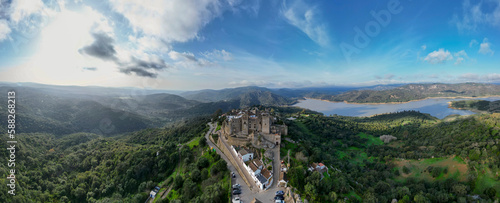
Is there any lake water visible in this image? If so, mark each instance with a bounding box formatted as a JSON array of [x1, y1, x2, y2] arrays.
[[293, 97, 500, 119]]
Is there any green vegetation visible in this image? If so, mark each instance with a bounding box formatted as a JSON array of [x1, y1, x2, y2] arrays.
[[0, 116, 229, 202], [450, 99, 500, 113], [187, 136, 202, 149], [282, 109, 500, 202]]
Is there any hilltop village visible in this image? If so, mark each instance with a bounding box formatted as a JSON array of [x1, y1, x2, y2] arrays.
[[207, 107, 328, 203]]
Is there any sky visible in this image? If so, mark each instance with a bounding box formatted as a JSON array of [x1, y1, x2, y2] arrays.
[[0, 0, 499, 90]]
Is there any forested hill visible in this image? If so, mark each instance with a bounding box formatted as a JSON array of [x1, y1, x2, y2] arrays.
[[181, 86, 296, 105], [312, 83, 500, 103], [281, 110, 500, 202], [450, 100, 500, 113], [0, 115, 232, 202]]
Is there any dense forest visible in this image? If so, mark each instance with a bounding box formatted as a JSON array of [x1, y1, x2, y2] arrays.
[[0, 114, 231, 203], [450, 100, 500, 113], [280, 110, 500, 202]]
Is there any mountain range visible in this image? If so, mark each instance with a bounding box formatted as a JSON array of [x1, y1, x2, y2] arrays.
[[2, 82, 499, 135]]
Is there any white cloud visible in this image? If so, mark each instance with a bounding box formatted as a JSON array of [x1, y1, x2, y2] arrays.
[[128, 35, 170, 53], [479, 38, 494, 55], [281, 0, 329, 46], [453, 0, 500, 31], [168, 50, 214, 68], [453, 50, 467, 65], [0, 19, 11, 41], [202, 49, 233, 61], [454, 57, 465, 65], [424, 48, 453, 64], [484, 73, 500, 81], [8, 0, 45, 23], [469, 39, 478, 47], [421, 45, 426, 50], [459, 73, 500, 82], [227, 0, 261, 16], [459, 73, 479, 80], [109, 0, 226, 43]]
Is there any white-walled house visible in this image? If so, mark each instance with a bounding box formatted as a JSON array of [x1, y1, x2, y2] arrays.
[[231, 145, 254, 162]]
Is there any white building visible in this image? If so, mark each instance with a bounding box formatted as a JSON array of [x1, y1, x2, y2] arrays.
[[231, 145, 254, 162]]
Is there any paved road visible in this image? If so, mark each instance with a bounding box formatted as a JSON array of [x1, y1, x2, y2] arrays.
[[205, 123, 285, 203]]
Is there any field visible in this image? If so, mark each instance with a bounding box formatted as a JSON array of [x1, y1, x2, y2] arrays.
[[473, 164, 500, 197], [336, 133, 381, 166], [187, 136, 202, 149], [394, 156, 468, 182], [357, 132, 383, 146]]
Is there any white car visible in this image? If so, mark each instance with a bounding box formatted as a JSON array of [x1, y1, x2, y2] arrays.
[[232, 196, 242, 203]]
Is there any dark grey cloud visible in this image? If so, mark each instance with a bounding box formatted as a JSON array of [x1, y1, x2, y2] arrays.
[[79, 33, 117, 61], [82, 67, 97, 71], [79, 32, 170, 78], [120, 67, 157, 78], [132, 57, 168, 70], [117, 56, 169, 78]]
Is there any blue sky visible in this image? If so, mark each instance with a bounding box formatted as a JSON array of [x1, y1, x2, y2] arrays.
[[0, 0, 498, 90]]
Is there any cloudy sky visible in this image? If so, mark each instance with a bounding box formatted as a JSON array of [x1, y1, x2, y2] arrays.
[[0, 0, 499, 90]]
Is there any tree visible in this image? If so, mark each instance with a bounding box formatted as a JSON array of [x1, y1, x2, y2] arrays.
[[431, 167, 441, 178], [191, 169, 201, 182], [363, 192, 378, 203], [173, 175, 183, 190], [329, 191, 338, 202], [452, 184, 467, 196], [201, 168, 209, 180], [396, 186, 410, 199], [289, 166, 306, 191], [182, 179, 198, 201], [304, 183, 317, 201], [402, 166, 410, 174], [199, 137, 207, 148], [414, 194, 429, 203], [484, 187, 496, 199], [197, 157, 210, 169]]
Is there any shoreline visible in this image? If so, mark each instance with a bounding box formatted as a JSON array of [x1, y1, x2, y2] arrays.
[[301, 95, 500, 105]]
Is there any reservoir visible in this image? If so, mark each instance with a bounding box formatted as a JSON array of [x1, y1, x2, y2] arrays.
[[293, 97, 500, 119]]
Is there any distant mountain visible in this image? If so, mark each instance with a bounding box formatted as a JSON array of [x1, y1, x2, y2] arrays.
[[176, 89, 296, 116], [181, 86, 296, 105], [313, 83, 500, 103], [0, 83, 297, 135], [181, 86, 271, 102], [181, 84, 406, 103], [0, 86, 200, 135]]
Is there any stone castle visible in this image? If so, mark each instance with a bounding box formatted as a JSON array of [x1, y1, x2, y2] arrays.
[[222, 108, 287, 145]]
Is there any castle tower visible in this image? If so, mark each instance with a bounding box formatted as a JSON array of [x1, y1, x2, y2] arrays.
[[242, 113, 249, 135], [262, 114, 271, 134]]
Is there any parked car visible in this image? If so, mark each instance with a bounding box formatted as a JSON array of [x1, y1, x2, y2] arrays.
[[232, 184, 241, 189], [232, 189, 242, 195], [231, 172, 236, 178], [232, 196, 242, 203], [275, 190, 284, 196], [274, 195, 284, 200]]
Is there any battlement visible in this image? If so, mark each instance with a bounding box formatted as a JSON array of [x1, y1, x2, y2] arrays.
[[221, 107, 287, 144]]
